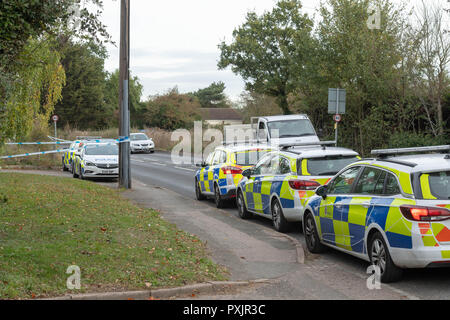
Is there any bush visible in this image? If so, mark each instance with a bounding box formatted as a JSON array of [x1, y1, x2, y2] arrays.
[[387, 132, 448, 149]]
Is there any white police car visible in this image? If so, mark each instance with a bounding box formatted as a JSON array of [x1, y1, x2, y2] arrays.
[[72, 142, 119, 180], [303, 145, 450, 282], [130, 133, 154, 154]]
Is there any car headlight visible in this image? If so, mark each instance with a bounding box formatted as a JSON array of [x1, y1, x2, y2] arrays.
[[85, 161, 96, 167]]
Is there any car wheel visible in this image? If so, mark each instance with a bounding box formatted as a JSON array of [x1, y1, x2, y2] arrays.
[[271, 198, 289, 233], [214, 183, 226, 208], [237, 190, 252, 219], [303, 211, 327, 253], [369, 232, 403, 283], [72, 163, 78, 178], [62, 158, 68, 172], [195, 178, 206, 201]]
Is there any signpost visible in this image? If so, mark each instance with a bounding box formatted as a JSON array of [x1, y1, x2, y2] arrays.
[[328, 88, 346, 146], [52, 115, 59, 140]]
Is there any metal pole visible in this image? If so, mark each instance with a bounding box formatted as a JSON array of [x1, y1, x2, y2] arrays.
[[119, 0, 131, 189], [335, 89, 339, 147]]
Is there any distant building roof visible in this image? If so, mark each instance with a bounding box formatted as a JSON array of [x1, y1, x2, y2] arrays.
[[200, 108, 243, 121]]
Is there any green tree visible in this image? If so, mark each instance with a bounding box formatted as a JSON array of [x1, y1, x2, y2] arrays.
[[103, 69, 146, 128], [218, 0, 315, 114], [53, 39, 108, 130], [192, 82, 229, 108], [144, 88, 201, 130]]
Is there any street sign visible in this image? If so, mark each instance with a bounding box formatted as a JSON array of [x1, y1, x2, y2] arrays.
[[328, 88, 346, 114], [333, 114, 342, 122], [52, 115, 59, 122]]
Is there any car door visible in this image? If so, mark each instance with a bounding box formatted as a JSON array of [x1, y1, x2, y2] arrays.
[[245, 153, 274, 212], [349, 166, 388, 253], [200, 152, 215, 194], [318, 166, 362, 247]]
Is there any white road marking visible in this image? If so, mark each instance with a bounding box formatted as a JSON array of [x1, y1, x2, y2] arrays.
[[174, 166, 196, 172]]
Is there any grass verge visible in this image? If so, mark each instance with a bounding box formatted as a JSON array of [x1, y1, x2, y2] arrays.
[[0, 173, 228, 299]]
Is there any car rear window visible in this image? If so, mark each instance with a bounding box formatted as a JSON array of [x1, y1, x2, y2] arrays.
[[420, 171, 450, 200], [301, 156, 360, 176], [234, 150, 270, 166]]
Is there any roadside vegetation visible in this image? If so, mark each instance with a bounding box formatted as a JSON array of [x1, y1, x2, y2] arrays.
[[0, 173, 227, 299]]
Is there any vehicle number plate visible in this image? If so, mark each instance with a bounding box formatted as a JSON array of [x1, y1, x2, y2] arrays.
[[102, 170, 114, 174]]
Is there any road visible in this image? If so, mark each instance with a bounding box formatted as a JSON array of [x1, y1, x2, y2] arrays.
[[129, 151, 450, 300]]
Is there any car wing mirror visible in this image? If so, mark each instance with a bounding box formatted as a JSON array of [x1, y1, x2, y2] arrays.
[[315, 185, 328, 199], [242, 168, 253, 178], [196, 161, 207, 168]]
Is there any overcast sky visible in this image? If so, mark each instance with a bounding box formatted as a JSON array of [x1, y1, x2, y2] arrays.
[[99, 0, 447, 103]]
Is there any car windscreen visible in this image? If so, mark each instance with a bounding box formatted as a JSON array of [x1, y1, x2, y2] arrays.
[[419, 171, 450, 200], [85, 144, 118, 156], [131, 134, 149, 141], [301, 156, 360, 176], [267, 119, 316, 138], [234, 150, 271, 166]]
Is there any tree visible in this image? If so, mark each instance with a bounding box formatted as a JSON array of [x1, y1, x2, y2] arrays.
[[53, 38, 108, 130], [192, 82, 229, 108], [103, 69, 146, 128], [412, 0, 450, 137], [144, 88, 201, 130], [218, 0, 315, 114], [0, 0, 111, 142]]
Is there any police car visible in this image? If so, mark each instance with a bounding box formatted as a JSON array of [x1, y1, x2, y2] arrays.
[[62, 137, 102, 173], [236, 142, 360, 232], [72, 142, 119, 180], [195, 144, 272, 208], [303, 145, 450, 283], [130, 132, 155, 153]]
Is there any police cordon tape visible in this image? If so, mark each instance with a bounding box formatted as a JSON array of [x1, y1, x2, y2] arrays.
[[0, 136, 131, 159]]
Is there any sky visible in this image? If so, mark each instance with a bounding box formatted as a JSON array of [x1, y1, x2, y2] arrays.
[[98, 0, 448, 103]]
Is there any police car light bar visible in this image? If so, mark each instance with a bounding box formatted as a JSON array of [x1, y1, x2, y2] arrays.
[[76, 136, 103, 140], [371, 145, 450, 157], [279, 141, 337, 150]]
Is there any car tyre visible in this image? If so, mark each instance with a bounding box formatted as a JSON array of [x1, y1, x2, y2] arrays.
[[72, 164, 78, 178], [195, 178, 206, 201], [62, 158, 68, 172], [79, 164, 85, 180], [214, 183, 226, 208], [368, 232, 403, 283], [237, 190, 252, 219], [271, 198, 289, 233], [303, 211, 327, 253]]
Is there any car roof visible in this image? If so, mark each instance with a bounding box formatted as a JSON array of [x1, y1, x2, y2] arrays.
[[280, 146, 359, 159], [259, 114, 310, 122], [354, 153, 450, 173]]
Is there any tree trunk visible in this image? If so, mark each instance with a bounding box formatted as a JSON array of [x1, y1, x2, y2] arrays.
[[277, 95, 291, 115]]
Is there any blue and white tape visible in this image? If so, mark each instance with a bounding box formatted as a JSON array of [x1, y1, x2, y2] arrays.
[[0, 149, 70, 159], [1, 136, 131, 159]]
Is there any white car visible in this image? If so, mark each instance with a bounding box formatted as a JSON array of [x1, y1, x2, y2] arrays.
[[130, 133, 155, 153], [72, 143, 119, 180]]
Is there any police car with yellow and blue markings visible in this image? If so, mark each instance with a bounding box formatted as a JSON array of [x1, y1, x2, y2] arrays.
[[303, 145, 450, 283], [72, 141, 119, 180], [236, 142, 360, 232], [195, 144, 272, 208]]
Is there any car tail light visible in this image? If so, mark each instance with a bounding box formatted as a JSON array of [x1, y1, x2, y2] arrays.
[[288, 179, 321, 190], [222, 166, 243, 175], [400, 205, 450, 222]]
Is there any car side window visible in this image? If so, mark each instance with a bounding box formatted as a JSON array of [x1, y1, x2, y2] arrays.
[[219, 151, 227, 164], [354, 167, 385, 195], [212, 151, 223, 165], [328, 166, 361, 194], [278, 157, 291, 175], [253, 154, 273, 175], [205, 152, 214, 166], [385, 173, 401, 195]]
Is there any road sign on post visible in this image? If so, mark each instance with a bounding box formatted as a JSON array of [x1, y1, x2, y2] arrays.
[[328, 88, 346, 146], [52, 115, 59, 140]]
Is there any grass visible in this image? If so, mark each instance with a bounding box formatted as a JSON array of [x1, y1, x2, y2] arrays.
[[0, 173, 228, 299]]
